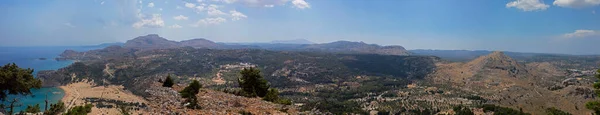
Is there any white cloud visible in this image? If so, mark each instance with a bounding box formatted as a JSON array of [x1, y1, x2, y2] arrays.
[[132, 14, 165, 28], [292, 0, 310, 9], [553, 0, 600, 8], [193, 17, 227, 26], [176, 6, 183, 9], [197, 0, 204, 3], [159, 8, 163, 11], [207, 4, 226, 15], [64, 23, 75, 28], [230, 10, 247, 21], [100, 1, 105, 5], [506, 0, 549, 11], [185, 2, 196, 8], [195, 5, 206, 13], [241, 0, 289, 7], [173, 15, 189, 20], [264, 4, 274, 8], [148, 2, 155, 7], [169, 24, 183, 28], [563, 30, 599, 38]]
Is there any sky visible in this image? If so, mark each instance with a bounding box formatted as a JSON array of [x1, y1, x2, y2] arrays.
[[0, 0, 599, 54]]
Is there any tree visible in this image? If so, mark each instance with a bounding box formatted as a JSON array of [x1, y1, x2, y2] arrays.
[[0, 63, 42, 115], [586, 68, 600, 114], [238, 68, 269, 97], [43, 101, 65, 115], [180, 80, 202, 109], [263, 88, 279, 102], [453, 105, 474, 115], [64, 104, 93, 115], [162, 75, 174, 87], [180, 80, 202, 98], [24, 104, 40, 113]]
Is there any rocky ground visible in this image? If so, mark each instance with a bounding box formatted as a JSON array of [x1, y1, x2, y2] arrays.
[[141, 82, 297, 115]]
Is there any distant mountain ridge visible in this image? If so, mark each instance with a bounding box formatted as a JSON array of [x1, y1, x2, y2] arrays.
[[122, 34, 411, 56], [270, 39, 314, 44], [123, 34, 221, 49]]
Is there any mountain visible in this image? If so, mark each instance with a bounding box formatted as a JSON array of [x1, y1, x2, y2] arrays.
[[428, 51, 595, 114], [179, 38, 220, 48], [303, 41, 411, 55], [116, 34, 411, 56], [123, 34, 180, 49], [270, 39, 314, 44]]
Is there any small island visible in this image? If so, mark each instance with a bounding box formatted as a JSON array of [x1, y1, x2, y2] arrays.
[[38, 57, 47, 60]]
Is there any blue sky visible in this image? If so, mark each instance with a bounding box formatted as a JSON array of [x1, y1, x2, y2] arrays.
[[0, 0, 599, 54]]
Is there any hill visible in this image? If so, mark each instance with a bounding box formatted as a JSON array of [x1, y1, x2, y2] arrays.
[[428, 51, 596, 114], [120, 34, 411, 56]]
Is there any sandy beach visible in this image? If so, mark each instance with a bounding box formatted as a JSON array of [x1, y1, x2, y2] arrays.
[[60, 81, 148, 115]]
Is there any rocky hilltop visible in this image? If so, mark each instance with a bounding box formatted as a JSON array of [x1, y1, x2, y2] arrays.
[[428, 51, 596, 114]]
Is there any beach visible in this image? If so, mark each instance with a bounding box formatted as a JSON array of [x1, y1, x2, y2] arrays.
[[60, 81, 148, 114]]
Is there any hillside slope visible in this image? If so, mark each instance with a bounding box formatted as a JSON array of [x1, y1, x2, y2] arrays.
[[428, 51, 596, 114]]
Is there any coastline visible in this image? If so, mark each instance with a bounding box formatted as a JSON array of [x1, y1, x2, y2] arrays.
[[58, 81, 148, 114]]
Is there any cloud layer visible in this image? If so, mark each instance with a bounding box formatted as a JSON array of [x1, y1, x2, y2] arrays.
[[553, 0, 600, 8], [563, 30, 599, 38], [506, 0, 550, 11]]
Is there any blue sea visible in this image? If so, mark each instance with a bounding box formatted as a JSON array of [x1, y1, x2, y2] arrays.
[[0, 46, 105, 112]]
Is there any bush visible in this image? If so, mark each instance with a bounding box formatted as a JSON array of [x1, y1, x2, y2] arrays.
[[24, 104, 40, 113], [162, 75, 174, 87], [481, 104, 530, 115], [545, 107, 572, 115], [453, 105, 474, 115], [263, 88, 279, 102], [44, 101, 65, 115], [64, 104, 93, 115], [275, 98, 292, 105]]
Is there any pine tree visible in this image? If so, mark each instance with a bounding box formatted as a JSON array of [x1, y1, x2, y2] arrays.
[[180, 80, 202, 109], [162, 75, 174, 87], [24, 104, 40, 113], [0, 63, 42, 100], [180, 80, 202, 98], [238, 68, 269, 97], [43, 101, 66, 115]]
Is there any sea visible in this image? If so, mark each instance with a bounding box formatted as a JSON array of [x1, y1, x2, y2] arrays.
[[0, 46, 106, 112]]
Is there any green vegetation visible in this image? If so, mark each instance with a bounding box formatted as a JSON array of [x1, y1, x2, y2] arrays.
[[453, 105, 474, 115], [238, 68, 270, 97], [262, 88, 292, 105], [0, 63, 43, 114], [119, 106, 131, 115], [585, 68, 600, 114], [43, 101, 65, 115], [180, 80, 202, 109], [301, 99, 366, 115], [24, 104, 40, 113], [481, 104, 530, 115], [545, 107, 572, 115], [237, 68, 292, 105], [162, 75, 174, 87], [64, 104, 93, 115]]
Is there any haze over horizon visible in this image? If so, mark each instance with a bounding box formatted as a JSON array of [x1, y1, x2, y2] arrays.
[[1, 0, 600, 54]]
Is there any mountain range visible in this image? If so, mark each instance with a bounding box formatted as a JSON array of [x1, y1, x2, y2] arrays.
[[37, 34, 600, 114]]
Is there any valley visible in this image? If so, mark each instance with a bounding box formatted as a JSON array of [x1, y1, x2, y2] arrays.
[[35, 35, 600, 114]]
